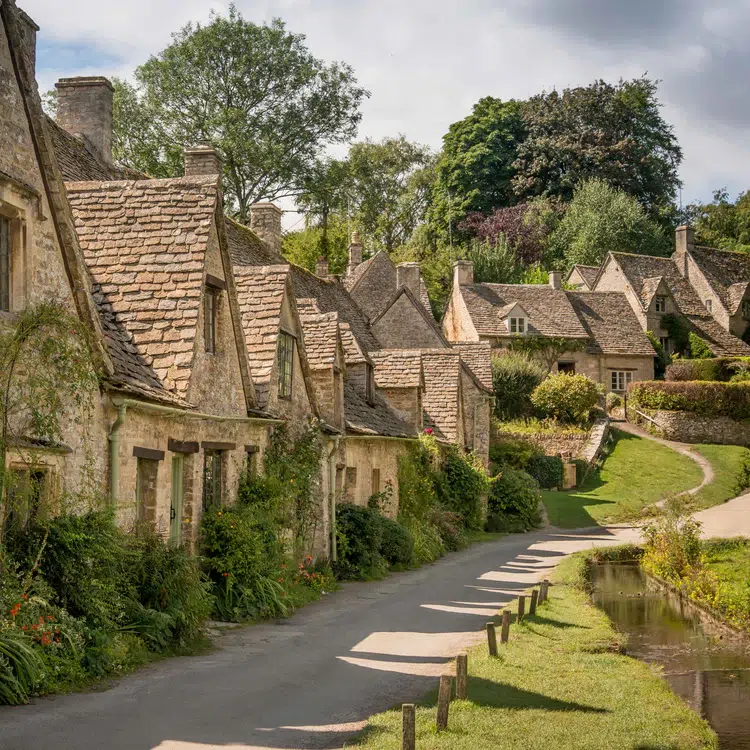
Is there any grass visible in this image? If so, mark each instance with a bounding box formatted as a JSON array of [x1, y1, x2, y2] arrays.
[[542, 429, 703, 528], [689, 444, 749, 510], [696, 538, 750, 631], [353, 563, 717, 750]]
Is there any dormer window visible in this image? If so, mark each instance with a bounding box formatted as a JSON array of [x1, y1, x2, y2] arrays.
[[743, 300, 750, 320], [278, 330, 295, 399], [654, 296, 666, 313], [705, 299, 712, 313], [509, 317, 526, 334]]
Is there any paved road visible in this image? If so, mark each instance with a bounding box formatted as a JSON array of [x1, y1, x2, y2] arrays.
[[2, 491, 748, 750]]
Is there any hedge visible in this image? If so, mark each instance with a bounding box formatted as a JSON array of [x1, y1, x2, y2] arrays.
[[629, 380, 750, 419], [665, 357, 750, 383]]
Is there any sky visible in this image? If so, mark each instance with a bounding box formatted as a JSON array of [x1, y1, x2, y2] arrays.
[[22, 0, 750, 224]]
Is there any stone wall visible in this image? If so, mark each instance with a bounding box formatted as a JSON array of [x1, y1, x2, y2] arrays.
[[497, 430, 589, 458], [372, 292, 445, 349], [632, 409, 750, 446]]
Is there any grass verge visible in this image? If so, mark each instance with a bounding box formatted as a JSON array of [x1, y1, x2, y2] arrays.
[[353, 561, 716, 750], [541, 429, 703, 528], [688, 445, 749, 510]]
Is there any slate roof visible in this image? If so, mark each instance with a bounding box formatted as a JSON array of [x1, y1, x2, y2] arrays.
[[66, 176, 220, 404], [452, 342, 493, 390], [344, 381, 416, 438], [421, 350, 462, 442], [298, 309, 340, 370], [225, 216, 280, 266], [459, 283, 589, 339], [686, 316, 750, 356], [566, 292, 656, 357], [568, 264, 600, 289], [234, 264, 289, 409], [689, 246, 750, 315], [369, 350, 424, 389]]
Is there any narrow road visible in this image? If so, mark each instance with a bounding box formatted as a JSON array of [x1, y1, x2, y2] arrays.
[[3, 492, 748, 750]]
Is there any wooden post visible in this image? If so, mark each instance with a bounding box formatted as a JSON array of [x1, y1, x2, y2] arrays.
[[456, 652, 468, 700], [501, 609, 511, 643], [436, 674, 452, 731], [486, 621, 498, 656], [402, 704, 415, 750], [517, 595, 526, 622], [530, 589, 539, 616], [540, 579, 549, 604]]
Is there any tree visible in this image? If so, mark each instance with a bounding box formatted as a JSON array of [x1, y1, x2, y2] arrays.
[[428, 97, 526, 239], [548, 178, 670, 270], [112, 5, 368, 222], [282, 213, 351, 275], [687, 189, 750, 253], [513, 78, 682, 220]]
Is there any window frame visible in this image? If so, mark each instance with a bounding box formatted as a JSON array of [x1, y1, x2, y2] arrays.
[[659, 336, 670, 354], [204, 286, 218, 354], [0, 215, 10, 312], [202, 450, 223, 512], [654, 296, 666, 313], [509, 316, 526, 334], [277, 330, 295, 399], [6, 467, 47, 531], [365, 363, 374, 405], [610, 370, 633, 393]]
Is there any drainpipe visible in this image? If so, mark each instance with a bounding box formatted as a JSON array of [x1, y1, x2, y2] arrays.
[[108, 403, 127, 506], [328, 436, 340, 563]]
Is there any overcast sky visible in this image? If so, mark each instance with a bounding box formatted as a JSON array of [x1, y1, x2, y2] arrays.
[[22, 0, 750, 221]]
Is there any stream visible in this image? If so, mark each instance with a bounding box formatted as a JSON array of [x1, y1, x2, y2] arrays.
[[591, 562, 750, 749]]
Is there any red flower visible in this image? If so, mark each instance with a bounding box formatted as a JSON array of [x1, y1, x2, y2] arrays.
[[424, 428, 433, 435]]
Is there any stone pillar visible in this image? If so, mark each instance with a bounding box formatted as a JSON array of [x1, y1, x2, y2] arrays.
[[249, 202, 283, 256], [396, 262, 421, 299], [453, 260, 474, 287], [55, 77, 114, 164], [348, 231, 363, 273], [184, 142, 221, 176], [549, 271, 562, 290]]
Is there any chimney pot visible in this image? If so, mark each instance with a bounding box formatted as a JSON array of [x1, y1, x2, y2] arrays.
[[548, 270, 562, 290], [249, 202, 283, 256], [348, 231, 363, 273], [55, 76, 114, 165], [453, 260, 474, 287], [316, 256, 329, 278], [184, 142, 221, 176]]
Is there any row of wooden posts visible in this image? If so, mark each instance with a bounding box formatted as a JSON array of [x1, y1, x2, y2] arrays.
[[401, 579, 550, 749]]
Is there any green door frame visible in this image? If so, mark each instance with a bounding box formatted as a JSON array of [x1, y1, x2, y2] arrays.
[[169, 454, 184, 545]]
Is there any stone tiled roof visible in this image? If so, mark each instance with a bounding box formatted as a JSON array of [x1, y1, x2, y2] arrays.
[[344, 381, 416, 438], [689, 246, 750, 315], [452, 342, 493, 390], [459, 283, 589, 339], [566, 292, 655, 357], [234, 264, 289, 408], [66, 176, 220, 404], [343, 253, 376, 292], [369, 350, 423, 388], [610, 253, 706, 316], [421, 350, 461, 442], [687, 316, 750, 356], [299, 309, 339, 370], [569, 264, 600, 289], [339, 322, 371, 365], [371, 284, 449, 347], [225, 216, 279, 266]]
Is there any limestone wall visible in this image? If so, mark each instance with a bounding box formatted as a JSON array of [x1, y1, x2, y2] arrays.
[[632, 409, 750, 446]]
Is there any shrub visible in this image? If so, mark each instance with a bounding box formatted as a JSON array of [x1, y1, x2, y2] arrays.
[[526, 454, 563, 489], [665, 357, 750, 382], [487, 468, 542, 532], [435, 447, 489, 530], [491, 352, 546, 420], [734, 450, 750, 496], [429, 508, 467, 551], [531, 373, 601, 424], [378, 516, 414, 567], [401, 516, 445, 565], [629, 380, 750, 419], [688, 332, 714, 359], [489, 437, 541, 471], [333, 504, 386, 580], [606, 392, 622, 411], [0, 632, 42, 705]]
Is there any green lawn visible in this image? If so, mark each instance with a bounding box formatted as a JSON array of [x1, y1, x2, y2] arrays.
[[542, 429, 703, 528], [353, 568, 717, 750], [689, 444, 749, 510], [699, 538, 750, 631]]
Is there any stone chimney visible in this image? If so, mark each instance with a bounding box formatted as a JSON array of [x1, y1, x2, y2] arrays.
[[453, 260, 474, 287], [184, 142, 221, 176], [674, 225, 695, 276], [16, 9, 39, 78], [548, 271, 562, 290], [55, 77, 114, 165], [249, 203, 282, 256], [396, 262, 422, 299], [348, 231, 363, 273], [316, 256, 329, 277]]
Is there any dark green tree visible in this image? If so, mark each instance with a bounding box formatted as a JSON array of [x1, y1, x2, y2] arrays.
[[687, 189, 750, 253]]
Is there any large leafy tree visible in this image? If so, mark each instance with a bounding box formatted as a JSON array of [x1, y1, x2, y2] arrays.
[[111, 5, 368, 222], [686, 189, 750, 253], [513, 78, 682, 220]]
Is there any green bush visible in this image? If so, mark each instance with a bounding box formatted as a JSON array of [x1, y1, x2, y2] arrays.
[[489, 437, 541, 471], [666, 357, 750, 382], [401, 516, 445, 565], [642, 497, 702, 582], [487, 468, 542, 532], [0, 632, 42, 705], [334, 503, 386, 580], [606, 392, 622, 411], [429, 508, 467, 551], [526, 455, 563, 489], [688, 332, 714, 359], [491, 352, 547, 420], [629, 380, 750, 419], [531, 373, 601, 424], [435, 446, 489, 530], [734, 450, 750, 496], [378, 516, 414, 567]]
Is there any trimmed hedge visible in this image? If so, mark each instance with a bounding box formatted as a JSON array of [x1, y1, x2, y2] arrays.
[[629, 380, 750, 419], [665, 357, 750, 383], [526, 454, 564, 489]]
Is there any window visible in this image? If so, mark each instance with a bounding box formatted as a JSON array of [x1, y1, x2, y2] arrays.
[[557, 362, 575, 375], [0, 216, 10, 312], [509, 317, 526, 334], [204, 287, 217, 353], [169, 455, 184, 545], [654, 296, 666, 313], [705, 299, 713, 313], [610, 370, 633, 392], [371, 468, 381, 495], [660, 337, 670, 354], [202, 451, 223, 511], [365, 363, 374, 404], [277, 331, 295, 399], [743, 300, 750, 320], [135, 458, 159, 526], [6, 469, 46, 531]]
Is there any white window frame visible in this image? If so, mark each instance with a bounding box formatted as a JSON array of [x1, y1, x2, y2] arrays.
[[509, 317, 526, 334], [654, 296, 666, 313], [610, 370, 633, 392]]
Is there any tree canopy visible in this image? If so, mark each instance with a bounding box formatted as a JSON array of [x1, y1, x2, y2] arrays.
[[687, 189, 750, 253]]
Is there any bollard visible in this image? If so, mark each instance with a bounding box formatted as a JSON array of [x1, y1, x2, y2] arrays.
[[486, 621, 498, 656], [402, 704, 415, 750], [529, 589, 539, 616], [518, 595, 526, 622], [456, 652, 468, 699], [540, 579, 549, 604], [436, 674, 452, 731], [501, 609, 511, 643]]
